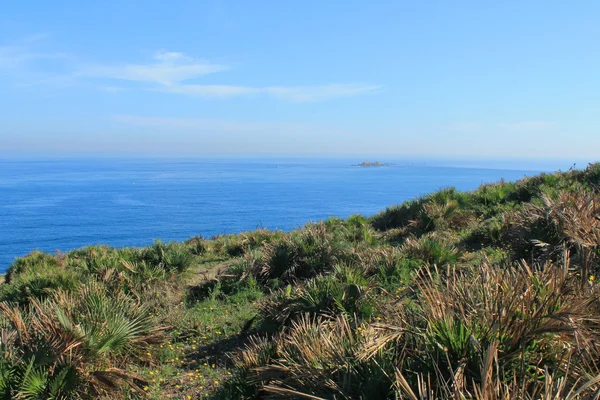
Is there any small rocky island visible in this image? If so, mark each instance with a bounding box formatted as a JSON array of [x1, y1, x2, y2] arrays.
[[354, 160, 393, 167]]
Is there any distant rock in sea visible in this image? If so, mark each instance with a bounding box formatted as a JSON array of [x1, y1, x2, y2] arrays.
[[354, 160, 393, 167]]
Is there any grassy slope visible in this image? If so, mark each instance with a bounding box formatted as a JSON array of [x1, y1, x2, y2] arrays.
[[1, 163, 600, 399]]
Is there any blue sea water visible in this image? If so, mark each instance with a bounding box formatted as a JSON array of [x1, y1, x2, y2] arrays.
[[0, 158, 552, 272]]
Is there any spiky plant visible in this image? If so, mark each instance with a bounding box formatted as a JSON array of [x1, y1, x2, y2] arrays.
[[249, 223, 353, 286], [261, 265, 375, 327], [400, 232, 461, 266], [0, 283, 162, 398], [507, 189, 600, 280], [230, 315, 396, 399]]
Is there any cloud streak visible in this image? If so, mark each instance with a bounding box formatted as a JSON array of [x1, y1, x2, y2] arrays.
[[1, 38, 380, 102], [81, 50, 228, 85], [496, 121, 555, 131], [83, 50, 379, 101], [264, 84, 381, 102], [159, 83, 381, 102], [0, 35, 66, 69], [112, 114, 336, 133], [443, 121, 556, 134]]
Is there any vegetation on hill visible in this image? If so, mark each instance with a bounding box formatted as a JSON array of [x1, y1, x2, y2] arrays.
[[1, 163, 600, 399]]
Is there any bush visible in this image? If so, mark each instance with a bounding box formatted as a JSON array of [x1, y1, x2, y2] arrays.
[[141, 240, 195, 273], [400, 232, 461, 266], [473, 180, 518, 206], [227, 315, 395, 400], [212, 229, 285, 258], [185, 236, 207, 255], [0, 269, 81, 305], [370, 197, 428, 232], [249, 223, 353, 286], [261, 265, 375, 327], [229, 261, 600, 399], [0, 283, 162, 398], [1, 252, 82, 305], [4, 251, 62, 284]]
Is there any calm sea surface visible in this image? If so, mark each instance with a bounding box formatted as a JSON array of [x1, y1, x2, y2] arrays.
[[0, 158, 550, 272]]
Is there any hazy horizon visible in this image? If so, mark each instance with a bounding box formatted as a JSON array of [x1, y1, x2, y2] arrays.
[[0, 153, 594, 174]]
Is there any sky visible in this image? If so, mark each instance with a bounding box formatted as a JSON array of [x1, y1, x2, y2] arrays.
[[1, 1, 599, 160]]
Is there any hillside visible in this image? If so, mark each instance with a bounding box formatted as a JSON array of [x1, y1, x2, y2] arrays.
[[1, 163, 600, 399]]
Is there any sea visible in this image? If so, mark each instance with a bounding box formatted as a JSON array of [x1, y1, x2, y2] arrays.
[[0, 157, 573, 273]]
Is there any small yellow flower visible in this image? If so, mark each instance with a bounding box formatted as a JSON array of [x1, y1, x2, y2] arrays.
[[590, 275, 595, 281], [143, 386, 149, 391]]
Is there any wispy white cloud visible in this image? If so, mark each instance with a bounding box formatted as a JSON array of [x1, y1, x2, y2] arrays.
[[159, 83, 380, 102], [97, 86, 127, 93], [2, 39, 379, 102], [442, 121, 556, 134], [83, 50, 379, 101], [0, 34, 66, 69], [159, 84, 259, 98], [496, 121, 555, 131], [441, 122, 484, 133], [264, 84, 381, 102], [81, 50, 228, 85], [112, 114, 316, 132]]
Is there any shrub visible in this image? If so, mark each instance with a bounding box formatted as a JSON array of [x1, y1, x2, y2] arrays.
[[212, 229, 285, 258], [227, 315, 396, 400], [185, 236, 207, 255], [1, 252, 81, 305], [249, 223, 353, 286], [141, 241, 194, 273], [261, 265, 375, 327], [229, 260, 600, 399], [502, 189, 600, 273], [400, 232, 461, 266], [370, 197, 428, 232], [4, 251, 62, 284], [473, 180, 518, 206], [0, 269, 81, 305], [325, 215, 379, 245], [579, 162, 600, 189], [0, 283, 162, 398]]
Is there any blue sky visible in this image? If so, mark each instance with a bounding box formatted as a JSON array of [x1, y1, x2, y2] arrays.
[[1, 1, 599, 159]]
